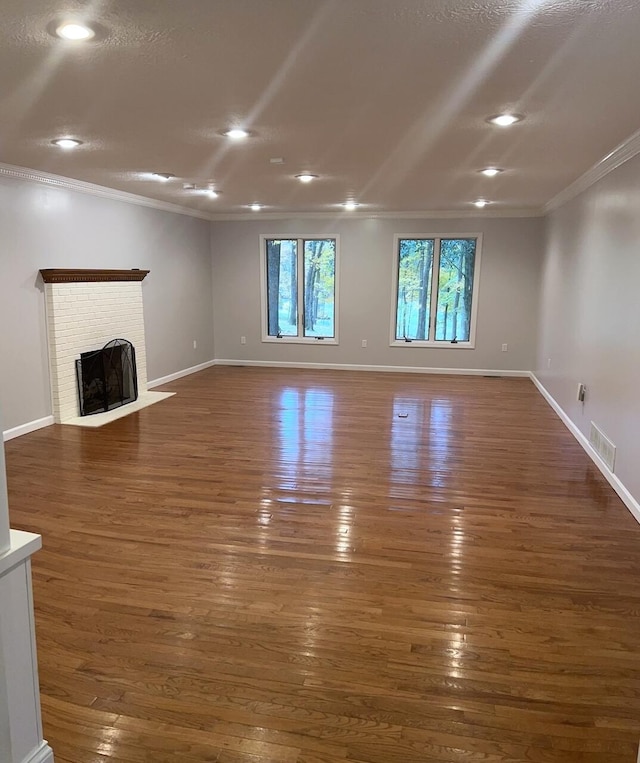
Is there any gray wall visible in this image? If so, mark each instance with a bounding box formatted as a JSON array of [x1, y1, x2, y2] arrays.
[[4, 159, 638, 505], [0, 176, 214, 431], [211, 216, 544, 371], [536, 153, 640, 504]]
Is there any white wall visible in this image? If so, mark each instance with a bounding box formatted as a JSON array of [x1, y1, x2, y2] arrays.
[[211, 216, 543, 371], [0, 645, 11, 763], [536, 152, 640, 505], [0, 175, 215, 432]]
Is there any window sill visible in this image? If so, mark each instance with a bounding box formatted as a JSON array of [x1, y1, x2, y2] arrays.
[[390, 341, 475, 349], [262, 337, 339, 346]]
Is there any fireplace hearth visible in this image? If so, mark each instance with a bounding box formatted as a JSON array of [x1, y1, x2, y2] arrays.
[[76, 339, 138, 416]]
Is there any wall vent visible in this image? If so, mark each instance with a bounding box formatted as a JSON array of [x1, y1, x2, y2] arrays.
[[589, 422, 616, 472]]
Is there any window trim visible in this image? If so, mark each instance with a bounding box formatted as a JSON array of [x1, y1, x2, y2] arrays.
[[260, 234, 340, 345], [389, 233, 482, 349]]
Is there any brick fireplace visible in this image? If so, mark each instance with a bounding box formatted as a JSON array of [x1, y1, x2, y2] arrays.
[[40, 269, 150, 423]]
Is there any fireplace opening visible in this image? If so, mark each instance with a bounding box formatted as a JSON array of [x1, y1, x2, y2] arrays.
[[76, 339, 138, 416]]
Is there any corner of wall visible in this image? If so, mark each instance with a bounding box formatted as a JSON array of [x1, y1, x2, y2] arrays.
[[530, 372, 640, 525]]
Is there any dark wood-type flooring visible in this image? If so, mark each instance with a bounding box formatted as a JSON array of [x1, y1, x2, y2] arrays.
[[6, 367, 640, 762]]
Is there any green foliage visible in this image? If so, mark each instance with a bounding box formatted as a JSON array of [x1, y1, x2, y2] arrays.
[[304, 239, 335, 333], [266, 238, 336, 337], [436, 239, 476, 341], [397, 239, 434, 340], [266, 239, 298, 335], [396, 238, 476, 342]]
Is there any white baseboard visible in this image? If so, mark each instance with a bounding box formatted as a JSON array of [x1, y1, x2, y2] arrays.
[[1, 362, 525, 440], [213, 359, 530, 377], [147, 359, 216, 388], [21, 741, 55, 763], [4, 359, 217, 441], [531, 373, 640, 525], [3, 416, 54, 443]]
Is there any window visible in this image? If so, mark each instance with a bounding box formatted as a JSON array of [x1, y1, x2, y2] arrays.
[[392, 236, 481, 347], [261, 236, 338, 343]]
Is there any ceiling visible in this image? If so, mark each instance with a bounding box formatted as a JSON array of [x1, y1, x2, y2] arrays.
[[1, 0, 640, 218]]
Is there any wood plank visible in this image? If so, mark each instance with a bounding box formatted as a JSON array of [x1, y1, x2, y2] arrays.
[[7, 367, 640, 762]]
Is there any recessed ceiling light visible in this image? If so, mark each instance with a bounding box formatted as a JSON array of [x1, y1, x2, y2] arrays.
[[51, 138, 83, 149], [479, 167, 503, 177], [151, 172, 175, 182], [487, 113, 522, 127], [224, 128, 250, 140], [55, 22, 95, 40], [249, 203, 262, 211], [342, 201, 359, 211], [295, 173, 318, 183], [474, 199, 490, 208]]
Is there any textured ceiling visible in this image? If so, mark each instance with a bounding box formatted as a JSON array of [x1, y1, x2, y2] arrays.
[[1, 0, 639, 216]]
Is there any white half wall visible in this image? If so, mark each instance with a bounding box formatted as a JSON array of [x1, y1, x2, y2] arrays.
[[0, 645, 12, 762], [0, 406, 9, 554], [0, 530, 52, 763], [211, 216, 543, 371], [536, 151, 640, 506], [0, 174, 214, 432]]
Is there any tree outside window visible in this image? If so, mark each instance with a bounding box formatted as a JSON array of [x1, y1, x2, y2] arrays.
[[394, 237, 479, 344], [264, 237, 337, 341]]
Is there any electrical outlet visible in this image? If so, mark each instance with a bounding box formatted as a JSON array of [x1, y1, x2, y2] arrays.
[[501, 343, 508, 352], [241, 336, 247, 345], [193, 340, 197, 349], [361, 339, 367, 348]]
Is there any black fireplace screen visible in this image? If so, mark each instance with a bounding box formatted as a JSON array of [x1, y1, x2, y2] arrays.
[[76, 339, 138, 416]]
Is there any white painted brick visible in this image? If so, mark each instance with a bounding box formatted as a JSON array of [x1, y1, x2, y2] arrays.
[[45, 279, 149, 421]]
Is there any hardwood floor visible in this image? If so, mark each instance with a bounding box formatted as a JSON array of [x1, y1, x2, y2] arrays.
[[6, 367, 640, 763]]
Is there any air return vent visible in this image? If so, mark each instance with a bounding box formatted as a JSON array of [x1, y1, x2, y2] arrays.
[[589, 422, 616, 472]]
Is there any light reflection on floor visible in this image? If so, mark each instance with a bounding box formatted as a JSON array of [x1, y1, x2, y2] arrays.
[[276, 387, 334, 489], [390, 396, 453, 489]]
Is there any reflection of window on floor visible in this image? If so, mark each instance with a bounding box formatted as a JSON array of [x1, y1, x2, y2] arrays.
[[277, 387, 334, 490], [426, 399, 453, 487], [390, 396, 453, 489], [335, 502, 352, 555]]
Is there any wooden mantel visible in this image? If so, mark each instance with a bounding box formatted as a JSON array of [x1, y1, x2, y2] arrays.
[[39, 268, 150, 284]]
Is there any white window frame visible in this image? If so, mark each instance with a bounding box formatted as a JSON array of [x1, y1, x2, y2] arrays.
[[260, 234, 340, 345], [389, 233, 482, 349]]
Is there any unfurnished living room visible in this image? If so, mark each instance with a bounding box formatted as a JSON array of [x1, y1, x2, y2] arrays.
[[1, 2, 640, 762]]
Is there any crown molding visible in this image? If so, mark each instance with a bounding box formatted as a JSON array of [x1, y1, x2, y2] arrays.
[[544, 127, 640, 214], [0, 162, 212, 221], [208, 207, 543, 222], [0, 161, 546, 221], [6, 131, 640, 222]]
